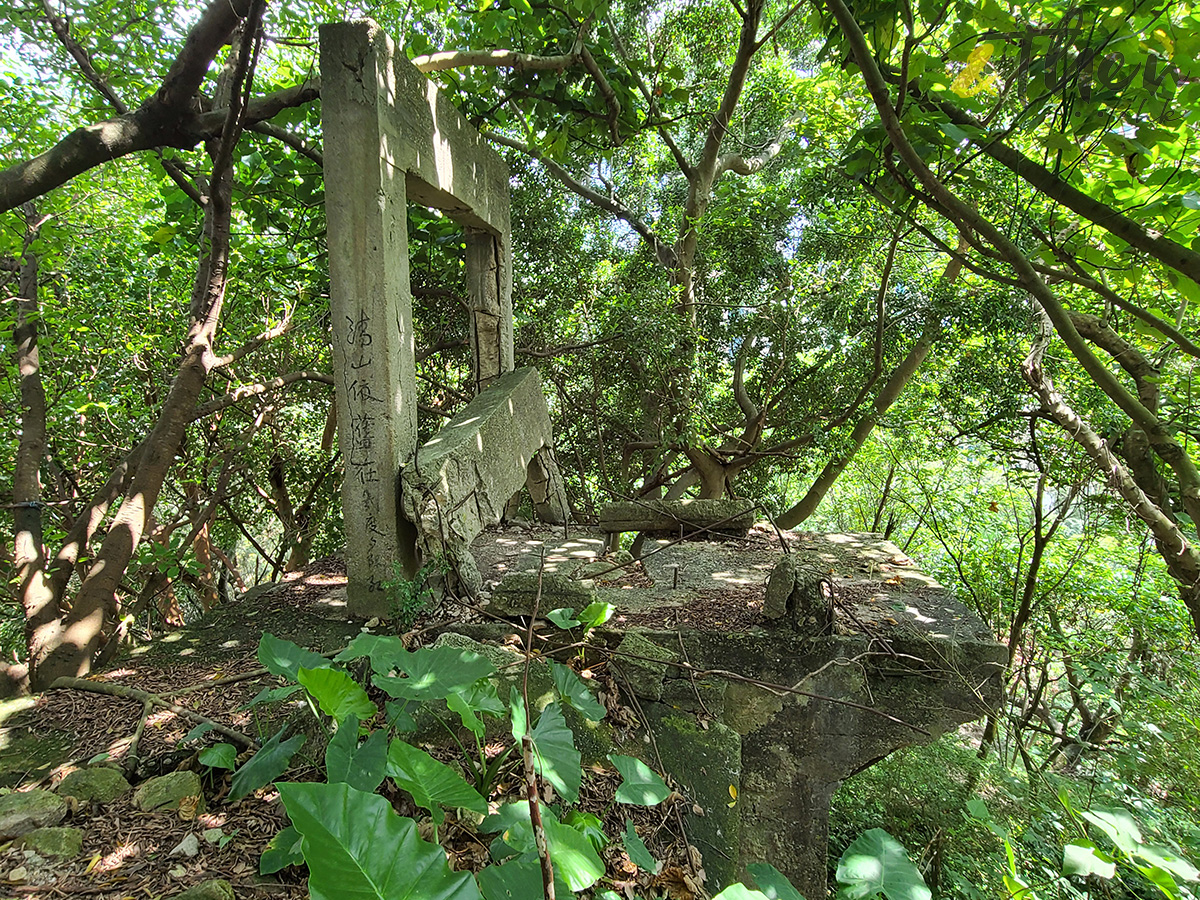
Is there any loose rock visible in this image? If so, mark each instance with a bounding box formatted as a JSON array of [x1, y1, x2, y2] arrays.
[[56, 766, 131, 804], [16, 826, 83, 858], [172, 878, 236, 900], [0, 789, 66, 840], [133, 771, 204, 813]]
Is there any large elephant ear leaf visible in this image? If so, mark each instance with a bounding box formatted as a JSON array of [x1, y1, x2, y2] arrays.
[[528, 702, 581, 804], [230, 727, 306, 802], [278, 781, 482, 900], [746, 862, 808, 899], [836, 828, 931, 900], [298, 666, 377, 724], [375, 646, 497, 702], [386, 739, 487, 825], [259, 633, 330, 681], [325, 716, 388, 793], [610, 754, 671, 806]]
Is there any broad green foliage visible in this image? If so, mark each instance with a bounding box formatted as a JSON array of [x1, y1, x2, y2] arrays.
[[325, 717, 388, 793], [230, 727, 306, 802], [621, 818, 657, 871], [610, 754, 672, 806], [278, 782, 483, 900], [835, 828, 932, 900], [241, 632, 808, 899], [298, 666, 378, 724], [385, 739, 487, 825]]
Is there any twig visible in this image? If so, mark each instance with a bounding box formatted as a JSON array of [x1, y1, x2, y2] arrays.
[[521, 551, 556, 900], [49, 677, 260, 749], [123, 698, 154, 776]]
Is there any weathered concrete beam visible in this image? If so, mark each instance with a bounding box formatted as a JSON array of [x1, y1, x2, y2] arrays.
[[402, 367, 566, 593], [598, 499, 756, 536]]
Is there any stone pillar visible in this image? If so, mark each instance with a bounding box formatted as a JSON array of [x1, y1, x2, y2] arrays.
[[321, 22, 419, 616], [466, 229, 514, 391], [527, 451, 568, 524]]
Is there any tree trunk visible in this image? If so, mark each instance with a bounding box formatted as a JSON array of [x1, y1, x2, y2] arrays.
[[28, 8, 264, 687], [12, 205, 51, 695]]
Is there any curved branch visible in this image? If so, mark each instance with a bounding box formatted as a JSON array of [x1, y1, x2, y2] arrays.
[[484, 131, 678, 269], [1023, 309, 1200, 634], [247, 121, 323, 167], [411, 48, 579, 73], [822, 0, 1200, 534], [902, 81, 1200, 287], [579, 46, 622, 145], [191, 370, 334, 420], [715, 113, 801, 178]]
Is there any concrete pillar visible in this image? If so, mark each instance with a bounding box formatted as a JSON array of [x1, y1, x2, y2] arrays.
[[466, 229, 514, 391], [527, 451, 568, 524], [321, 23, 419, 616]]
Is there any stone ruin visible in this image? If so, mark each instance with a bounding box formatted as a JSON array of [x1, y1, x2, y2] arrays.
[[321, 20, 567, 611], [321, 21, 1004, 899]]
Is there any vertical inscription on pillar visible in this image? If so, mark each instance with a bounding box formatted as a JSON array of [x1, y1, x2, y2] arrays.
[[322, 21, 418, 616]]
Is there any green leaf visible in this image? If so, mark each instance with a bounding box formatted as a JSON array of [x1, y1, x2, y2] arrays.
[[298, 666, 378, 725], [1136, 844, 1200, 882], [712, 886, 770, 900], [549, 661, 605, 720], [260, 825, 304, 875], [622, 819, 657, 871], [546, 608, 581, 629], [375, 646, 497, 702], [230, 728, 306, 802], [325, 716, 388, 793], [578, 601, 614, 628], [1081, 806, 1143, 855], [610, 754, 671, 806], [199, 743, 238, 771], [563, 810, 607, 852], [1063, 840, 1116, 879], [746, 862, 808, 899], [527, 703, 581, 803], [836, 828, 931, 900], [259, 633, 330, 681], [242, 684, 303, 709], [479, 802, 604, 891], [335, 633, 410, 675], [278, 782, 482, 900], [477, 859, 543, 900], [386, 739, 487, 825], [386, 701, 418, 732], [181, 723, 215, 744], [447, 679, 506, 736]]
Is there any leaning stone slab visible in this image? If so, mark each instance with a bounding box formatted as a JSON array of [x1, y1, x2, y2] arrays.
[[16, 826, 82, 858], [133, 772, 203, 813], [490, 574, 596, 617], [598, 499, 755, 537], [172, 879, 235, 900], [0, 790, 66, 840], [56, 767, 130, 804], [402, 367, 558, 595]]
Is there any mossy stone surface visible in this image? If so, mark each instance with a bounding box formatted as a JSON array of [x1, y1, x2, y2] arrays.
[[57, 767, 131, 804], [649, 707, 742, 891], [0, 789, 66, 840], [17, 825, 83, 858], [172, 879, 235, 900], [133, 771, 204, 813]]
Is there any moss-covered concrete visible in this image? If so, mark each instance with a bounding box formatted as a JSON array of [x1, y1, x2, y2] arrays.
[[647, 706, 742, 891]]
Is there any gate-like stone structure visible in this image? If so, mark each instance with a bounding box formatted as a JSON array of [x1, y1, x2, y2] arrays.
[[321, 20, 566, 614]]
